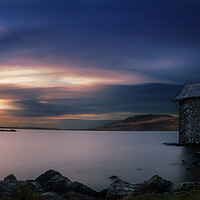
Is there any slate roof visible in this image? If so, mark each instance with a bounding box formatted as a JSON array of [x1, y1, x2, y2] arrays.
[[172, 82, 200, 102]]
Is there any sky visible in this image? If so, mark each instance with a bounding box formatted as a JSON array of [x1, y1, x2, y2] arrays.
[[0, 0, 199, 129]]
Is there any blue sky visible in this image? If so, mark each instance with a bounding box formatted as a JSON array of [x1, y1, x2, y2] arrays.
[[0, 0, 199, 128]]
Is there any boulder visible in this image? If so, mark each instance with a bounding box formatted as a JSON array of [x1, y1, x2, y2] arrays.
[[40, 192, 66, 200], [192, 160, 200, 166], [0, 174, 45, 198], [106, 179, 135, 199], [190, 152, 200, 159], [109, 175, 118, 180], [35, 170, 97, 197], [68, 181, 98, 197], [170, 182, 196, 194], [35, 169, 62, 187], [135, 175, 172, 193], [11, 184, 38, 200], [66, 192, 99, 200], [0, 180, 26, 198], [44, 174, 71, 194], [181, 160, 187, 165], [27, 180, 45, 193], [4, 174, 17, 182], [98, 189, 108, 199]]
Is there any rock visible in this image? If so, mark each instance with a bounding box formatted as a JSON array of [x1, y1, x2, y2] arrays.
[[98, 189, 107, 199], [36, 170, 97, 197], [106, 179, 135, 199], [40, 192, 66, 200], [192, 160, 200, 166], [194, 182, 200, 190], [4, 174, 17, 182], [44, 174, 71, 194], [163, 192, 171, 195], [35, 169, 62, 187], [135, 175, 172, 193], [181, 160, 187, 165], [109, 175, 118, 180], [190, 152, 200, 158], [170, 182, 196, 194], [27, 180, 45, 193], [12, 184, 38, 200], [0, 179, 43, 198], [68, 193, 98, 200], [68, 181, 98, 197], [0, 180, 26, 198]]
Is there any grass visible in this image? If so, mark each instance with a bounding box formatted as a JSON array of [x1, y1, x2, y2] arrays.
[[122, 190, 200, 200]]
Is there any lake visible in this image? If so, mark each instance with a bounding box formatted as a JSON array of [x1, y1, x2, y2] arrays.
[[0, 130, 200, 191]]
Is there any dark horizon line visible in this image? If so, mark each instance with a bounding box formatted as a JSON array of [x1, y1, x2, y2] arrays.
[[0, 113, 179, 131]]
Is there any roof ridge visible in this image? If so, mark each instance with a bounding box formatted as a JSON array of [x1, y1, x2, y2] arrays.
[[172, 81, 200, 102]]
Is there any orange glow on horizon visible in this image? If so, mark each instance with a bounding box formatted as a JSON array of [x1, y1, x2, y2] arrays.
[[0, 100, 18, 110], [0, 63, 162, 128], [44, 112, 141, 121]]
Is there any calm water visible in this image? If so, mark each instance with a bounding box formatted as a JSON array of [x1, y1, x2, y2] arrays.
[[0, 130, 200, 191]]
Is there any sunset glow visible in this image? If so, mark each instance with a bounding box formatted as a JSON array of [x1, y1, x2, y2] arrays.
[[0, 100, 17, 110], [0, 65, 154, 88], [0, 0, 198, 129]]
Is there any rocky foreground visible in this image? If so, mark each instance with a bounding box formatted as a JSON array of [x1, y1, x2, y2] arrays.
[[0, 170, 200, 200]]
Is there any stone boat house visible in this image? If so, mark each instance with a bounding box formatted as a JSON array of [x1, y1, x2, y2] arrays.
[[172, 82, 200, 145]]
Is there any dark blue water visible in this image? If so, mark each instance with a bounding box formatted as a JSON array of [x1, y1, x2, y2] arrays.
[[0, 130, 199, 191]]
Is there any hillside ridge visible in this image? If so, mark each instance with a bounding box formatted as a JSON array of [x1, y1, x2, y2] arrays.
[[92, 114, 178, 131]]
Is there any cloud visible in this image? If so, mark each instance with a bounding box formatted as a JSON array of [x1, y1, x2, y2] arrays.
[[0, 26, 7, 33], [11, 99, 69, 117], [0, 0, 199, 85], [6, 83, 181, 120], [0, 84, 43, 100], [0, 27, 55, 59], [0, 0, 199, 128]]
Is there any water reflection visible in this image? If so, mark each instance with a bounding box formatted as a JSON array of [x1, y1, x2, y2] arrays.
[[0, 130, 199, 191], [179, 146, 200, 182]]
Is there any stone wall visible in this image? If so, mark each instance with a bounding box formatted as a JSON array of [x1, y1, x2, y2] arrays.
[[179, 98, 200, 145]]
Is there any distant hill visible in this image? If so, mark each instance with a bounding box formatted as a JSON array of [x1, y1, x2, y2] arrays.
[[92, 114, 179, 131]]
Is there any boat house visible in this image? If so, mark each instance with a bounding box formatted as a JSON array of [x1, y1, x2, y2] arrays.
[[172, 82, 200, 145]]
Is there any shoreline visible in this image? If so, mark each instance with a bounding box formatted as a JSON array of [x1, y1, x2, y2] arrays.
[[0, 170, 200, 200], [0, 127, 179, 131], [163, 142, 200, 147]]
